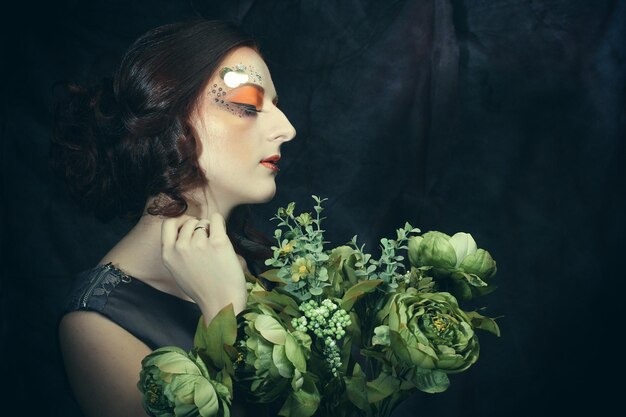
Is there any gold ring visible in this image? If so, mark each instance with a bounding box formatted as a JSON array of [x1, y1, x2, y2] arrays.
[[194, 225, 209, 234]]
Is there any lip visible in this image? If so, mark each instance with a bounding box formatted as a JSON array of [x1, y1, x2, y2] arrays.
[[260, 154, 281, 172]]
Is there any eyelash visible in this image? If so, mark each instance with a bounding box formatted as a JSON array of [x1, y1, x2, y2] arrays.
[[233, 103, 261, 117]]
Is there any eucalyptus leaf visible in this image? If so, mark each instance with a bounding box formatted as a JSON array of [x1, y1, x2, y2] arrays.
[[309, 287, 323, 296]]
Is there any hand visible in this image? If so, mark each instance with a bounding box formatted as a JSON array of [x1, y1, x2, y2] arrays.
[[161, 212, 248, 322]]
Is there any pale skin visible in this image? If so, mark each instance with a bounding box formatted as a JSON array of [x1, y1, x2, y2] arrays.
[[58, 46, 296, 417]]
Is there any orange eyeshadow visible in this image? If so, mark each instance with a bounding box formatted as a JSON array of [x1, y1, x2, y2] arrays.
[[223, 85, 263, 109]]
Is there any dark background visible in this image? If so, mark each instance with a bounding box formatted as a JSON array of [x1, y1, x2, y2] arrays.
[[1, 0, 624, 415]]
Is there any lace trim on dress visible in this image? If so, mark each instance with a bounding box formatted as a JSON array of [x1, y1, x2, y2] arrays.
[[77, 262, 132, 309]]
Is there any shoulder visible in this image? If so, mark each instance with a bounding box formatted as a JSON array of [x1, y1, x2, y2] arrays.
[[59, 310, 151, 417], [62, 262, 202, 351], [64, 263, 132, 313]]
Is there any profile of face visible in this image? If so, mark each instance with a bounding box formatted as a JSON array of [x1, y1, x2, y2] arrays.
[[189, 47, 296, 211]]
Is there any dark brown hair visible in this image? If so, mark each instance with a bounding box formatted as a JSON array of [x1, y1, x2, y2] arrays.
[[51, 19, 256, 222]]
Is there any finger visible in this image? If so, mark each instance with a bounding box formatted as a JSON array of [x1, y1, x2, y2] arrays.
[[191, 218, 211, 241], [178, 217, 202, 243], [237, 254, 249, 272], [207, 212, 227, 241]]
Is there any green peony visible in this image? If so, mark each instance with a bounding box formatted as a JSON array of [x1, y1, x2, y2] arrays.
[[239, 308, 312, 404], [408, 231, 497, 299], [375, 288, 479, 375], [138, 346, 231, 417]]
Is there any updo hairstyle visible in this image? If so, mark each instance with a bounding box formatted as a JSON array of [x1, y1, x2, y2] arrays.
[[51, 19, 256, 222]]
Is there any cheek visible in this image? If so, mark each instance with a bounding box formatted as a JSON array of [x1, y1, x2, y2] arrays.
[[199, 126, 255, 178]]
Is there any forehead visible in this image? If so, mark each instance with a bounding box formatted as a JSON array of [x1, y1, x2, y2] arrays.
[[212, 47, 275, 92]]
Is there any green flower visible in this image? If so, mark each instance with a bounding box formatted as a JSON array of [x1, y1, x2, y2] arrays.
[[138, 347, 231, 417], [376, 288, 479, 374], [295, 212, 313, 226], [280, 240, 297, 256], [290, 257, 315, 282], [459, 247, 497, 279], [408, 232, 456, 270], [239, 309, 312, 404], [408, 232, 497, 299]]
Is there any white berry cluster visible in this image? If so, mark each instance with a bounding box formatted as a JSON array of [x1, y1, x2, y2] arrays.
[[292, 299, 351, 376]]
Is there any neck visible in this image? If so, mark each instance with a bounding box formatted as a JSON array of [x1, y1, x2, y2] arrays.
[[179, 187, 237, 221], [100, 190, 240, 301]]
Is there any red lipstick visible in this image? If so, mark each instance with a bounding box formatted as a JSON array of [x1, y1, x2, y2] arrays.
[[260, 154, 281, 172]]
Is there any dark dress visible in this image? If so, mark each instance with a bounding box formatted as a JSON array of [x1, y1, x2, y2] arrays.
[[62, 261, 270, 416], [63, 262, 201, 350]]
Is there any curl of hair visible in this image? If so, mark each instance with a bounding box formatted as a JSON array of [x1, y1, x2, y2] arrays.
[[50, 20, 256, 222]]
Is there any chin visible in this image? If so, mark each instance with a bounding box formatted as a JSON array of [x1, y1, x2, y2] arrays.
[[244, 182, 276, 205]]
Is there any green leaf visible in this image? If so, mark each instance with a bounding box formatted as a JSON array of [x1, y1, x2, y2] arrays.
[[309, 287, 323, 296], [341, 279, 383, 311], [457, 271, 488, 287], [372, 325, 391, 346], [260, 268, 285, 284], [388, 331, 412, 365], [344, 364, 371, 413], [343, 262, 360, 286], [285, 332, 307, 373], [273, 345, 294, 378], [194, 304, 237, 369], [359, 349, 389, 366], [466, 310, 501, 337], [278, 374, 320, 417], [366, 372, 400, 403], [449, 278, 473, 301], [254, 315, 287, 345], [215, 370, 233, 398], [250, 290, 300, 317], [410, 368, 450, 393], [291, 369, 304, 391]]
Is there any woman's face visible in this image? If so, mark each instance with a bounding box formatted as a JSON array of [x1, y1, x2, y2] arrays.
[[189, 47, 296, 211]]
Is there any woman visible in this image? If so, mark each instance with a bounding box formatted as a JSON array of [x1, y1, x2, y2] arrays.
[[52, 19, 296, 416]]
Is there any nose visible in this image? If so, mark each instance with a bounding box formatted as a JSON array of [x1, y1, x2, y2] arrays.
[[268, 107, 296, 143]]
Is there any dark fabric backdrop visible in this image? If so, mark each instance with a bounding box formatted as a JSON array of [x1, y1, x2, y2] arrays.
[[2, 0, 624, 415]]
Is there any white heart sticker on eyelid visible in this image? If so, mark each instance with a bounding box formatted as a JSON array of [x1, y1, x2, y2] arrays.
[[224, 71, 250, 88]]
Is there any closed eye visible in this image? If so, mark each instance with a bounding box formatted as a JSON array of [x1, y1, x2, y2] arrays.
[[224, 85, 263, 109], [232, 102, 261, 116]]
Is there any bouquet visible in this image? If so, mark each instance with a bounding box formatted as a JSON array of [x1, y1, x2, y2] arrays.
[[138, 196, 500, 417]]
